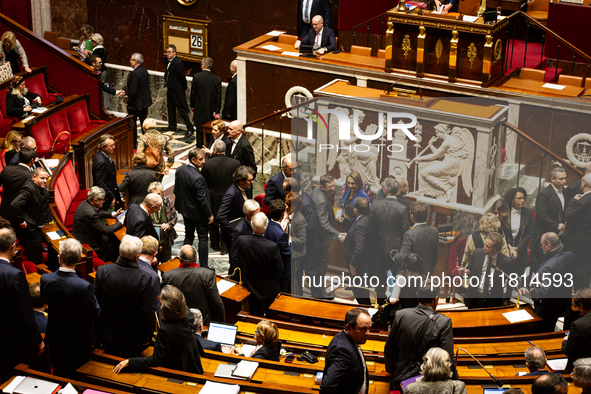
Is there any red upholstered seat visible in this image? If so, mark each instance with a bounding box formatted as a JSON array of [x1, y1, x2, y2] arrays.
[[0, 149, 5, 170], [48, 111, 71, 152], [26, 73, 57, 106], [22, 260, 38, 275], [254, 193, 270, 215], [82, 244, 107, 270], [66, 101, 105, 136], [0, 90, 17, 124], [456, 237, 468, 265], [31, 119, 59, 157], [0, 110, 13, 138], [53, 160, 86, 230]]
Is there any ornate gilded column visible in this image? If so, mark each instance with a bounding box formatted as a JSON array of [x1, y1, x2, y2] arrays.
[[449, 30, 458, 82], [385, 19, 394, 72], [482, 35, 493, 86], [416, 26, 426, 78]]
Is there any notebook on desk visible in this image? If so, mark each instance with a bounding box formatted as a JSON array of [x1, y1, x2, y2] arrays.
[[207, 322, 238, 346], [12, 377, 59, 394]]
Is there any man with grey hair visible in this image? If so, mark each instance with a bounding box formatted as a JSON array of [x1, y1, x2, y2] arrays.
[[573, 358, 591, 391], [201, 140, 240, 252], [190, 56, 221, 146], [72, 186, 124, 262], [7, 136, 37, 166], [124, 193, 163, 241], [162, 244, 224, 325], [228, 199, 260, 279], [264, 155, 300, 206], [235, 212, 282, 316], [222, 59, 238, 121], [190, 308, 222, 351], [92, 134, 120, 207], [524, 346, 549, 375], [564, 172, 591, 290], [567, 162, 591, 202], [117, 52, 152, 148], [41, 238, 100, 377], [531, 167, 567, 274], [95, 235, 153, 357]]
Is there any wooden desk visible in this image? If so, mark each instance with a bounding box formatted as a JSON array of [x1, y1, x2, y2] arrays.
[[26, 272, 41, 285], [270, 294, 541, 336], [500, 78, 585, 97], [158, 258, 251, 322], [106, 218, 127, 241]]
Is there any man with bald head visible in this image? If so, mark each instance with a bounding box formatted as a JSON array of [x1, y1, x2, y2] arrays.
[[235, 212, 283, 316], [226, 120, 256, 177], [294, 15, 336, 55], [264, 155, 300, 206]]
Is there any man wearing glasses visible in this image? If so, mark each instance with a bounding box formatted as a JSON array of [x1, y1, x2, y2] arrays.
[[71, 186, 124, 263]]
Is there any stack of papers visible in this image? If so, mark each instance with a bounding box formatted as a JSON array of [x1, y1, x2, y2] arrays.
[[547, 358, 568, 372], [260, 44, 281, 52], [266, 30, 284, 37], [216, 279, 236, 295], [232, 360, 259, 379], [199, 381, 240, 394], [502, 309, 534, 323]]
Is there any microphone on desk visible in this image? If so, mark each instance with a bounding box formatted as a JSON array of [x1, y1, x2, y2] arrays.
[[386, 68, 412, 95], [455, 348, 505, 388]]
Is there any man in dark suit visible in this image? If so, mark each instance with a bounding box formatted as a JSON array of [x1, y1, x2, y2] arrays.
[[92, 134, 120, 208], [229, 199, 260, 279], [40, 238, 101, 377], [531, 167, 568, 274], [562, 287, 591, 373], [235, 212, 283, 316], [138, 236, 162, 321], [164, 44, 195, 140], [295, 15, 336, 55], [522, 232, 575, 332], [124, 193, 163, 241], [0, 227, 44, 382], [72, 186, 124, 263], [385, 280, 458, 389], [12, 168, 51, 266], [564, 172, 591, 290], [191, 308, 222, 352], [393, 202, 439, 275], [94, 235, 153, 358], [265, 200, 291, 292], [190, 57, 222, 147], [505, 187, 534, 276], [344, 198, 379, 305], [310, 175, 344, 297], [321, 308, 370, 394], [463, 232, 513, 309], [297, 0, 331, 40], [217, 166, 255, 256], [118, 153, 158, 206], [222, 60, 237, 121], [371, 178, 410, 288], [0, 147, 35, 225], [396, 177, 412, 210], [264, 156, 299, 206], [174, 148, 214, 268], [226, 120, 257, 176], [566, 163, 591, 202], [162, 245, 225, 325], [121, 53, 152, 149], [201, 141, 240, 252]]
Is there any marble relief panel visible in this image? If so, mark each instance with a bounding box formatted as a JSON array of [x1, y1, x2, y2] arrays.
[[50, 0, 88, 39]]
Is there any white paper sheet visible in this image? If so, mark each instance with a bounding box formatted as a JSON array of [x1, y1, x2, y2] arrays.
[[198, 380, 240, 394], [22, 115, 36, 123], [266, 30, 284, 37], [547, 358, 568, 372], [463, 15, 478, 22], [367, 307, 379, 317], [2, 376, 25, 394], [240, 344, 257, 357], [217, 279, 236, 295], [47, 231, 61, 241], [232, 360, 259, 379], [542, 83, 566, 90], [60, 383, 79, 394], [281, 51, 301, 57], [31, 107, 48, 114], [502, 309, 534, 323], [261, 44, 281, 51], [44, 159, 60, 167]]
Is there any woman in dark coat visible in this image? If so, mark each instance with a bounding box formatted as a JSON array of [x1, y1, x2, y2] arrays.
[[235, 320, 281, 361], [112, 285, 203, 374], [6, 75, 41, 120]]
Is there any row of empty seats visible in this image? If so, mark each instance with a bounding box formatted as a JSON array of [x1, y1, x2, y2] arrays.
[[521, 67, 591, 88]]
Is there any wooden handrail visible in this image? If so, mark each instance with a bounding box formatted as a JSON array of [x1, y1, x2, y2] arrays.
[[517, 10, 591, 63], [503, 122, 583, 176], [243, 97, 319, 129], [352, 12, 389, 31]]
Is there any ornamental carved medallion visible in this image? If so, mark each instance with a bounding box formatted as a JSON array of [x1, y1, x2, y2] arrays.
[[435, 39, 443, 63], [467, 43, 477, 69], [402, 34, 412, 59], [494, 39, 502, 63]]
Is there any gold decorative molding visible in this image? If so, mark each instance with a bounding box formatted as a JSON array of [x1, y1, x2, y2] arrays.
[[449, 30, 458, 81], [435, 39, 443, 64], [467, 43, 477, 69], [483, 35, 493, 85], [387, 15, 508, 35], [417, 26, 426, 76], [402, 34, 412, 59], [397, 0, 407, 12], [493, 38, 502, 64], [177, 0, 198, 5]]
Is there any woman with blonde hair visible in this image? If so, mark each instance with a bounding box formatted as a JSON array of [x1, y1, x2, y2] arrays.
[[6, 75, 41, 120], [461, 212, 509, 266], [0, 31, 31, 74], [202, 119, 230, 156], [113, 285, 203, 374], [137, 118, 175, 176], [404, 347, 467, 394], [73, 25, 94, 59], [3, 130, 22, 164], [235, 320, 281, 361]]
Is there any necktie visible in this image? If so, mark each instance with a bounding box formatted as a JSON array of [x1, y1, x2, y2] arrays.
[[315, 33, 320, 46], [303, 0, 312, 23], [483, 257, 493, 298]]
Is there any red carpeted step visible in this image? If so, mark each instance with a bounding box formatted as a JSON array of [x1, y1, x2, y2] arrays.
[[505, 38, 546, 75]]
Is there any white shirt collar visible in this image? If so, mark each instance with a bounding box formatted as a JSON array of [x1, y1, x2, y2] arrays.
[[551, 184, 563, 195], [58, 267, 76, 273], [233, 133, 243, 144]]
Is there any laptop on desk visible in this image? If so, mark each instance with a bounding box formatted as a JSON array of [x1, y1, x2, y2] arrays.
[[207, 322, 238, 346]]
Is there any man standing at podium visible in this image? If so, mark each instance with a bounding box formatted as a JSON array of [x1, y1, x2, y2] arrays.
[[297, 0, 331, 40], [294, 15, 336, 55]]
